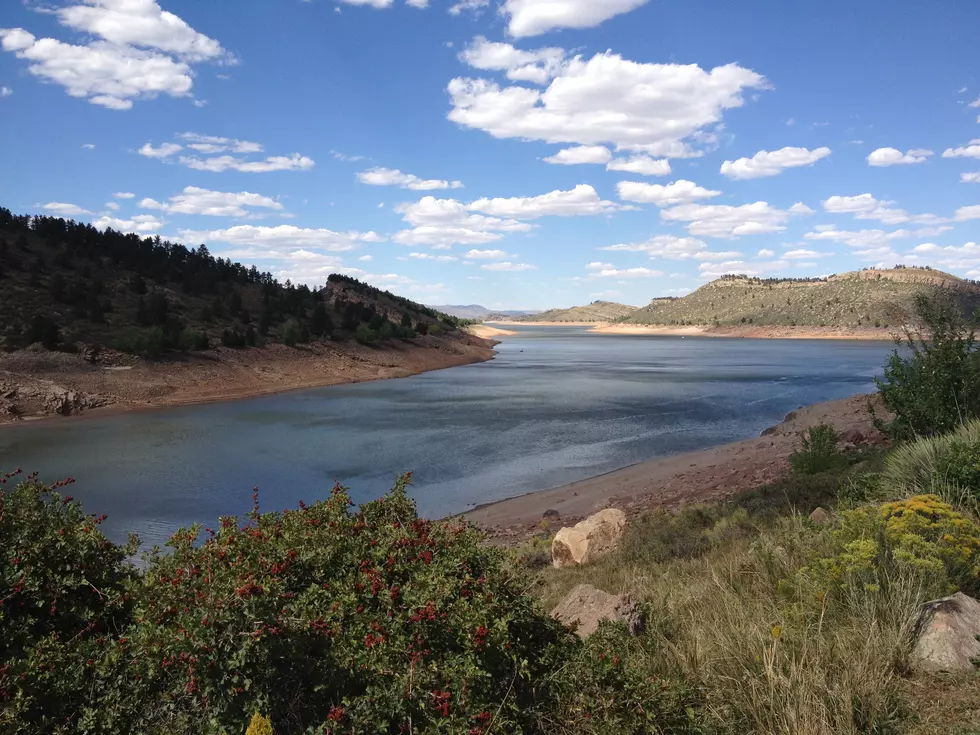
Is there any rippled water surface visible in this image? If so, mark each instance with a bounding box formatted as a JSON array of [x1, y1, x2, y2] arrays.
[[0, 328, 895, 545]]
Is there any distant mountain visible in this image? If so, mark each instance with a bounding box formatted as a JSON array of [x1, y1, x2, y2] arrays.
[[428, 304, 540, 320], [510, 301, 639, 323], [624, 268, 980, 329]]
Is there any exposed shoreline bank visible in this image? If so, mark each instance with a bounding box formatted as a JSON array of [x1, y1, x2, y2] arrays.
[[592, 324, 899, 340], [0, 332, 498, 427], [465, 393, 887, 543]]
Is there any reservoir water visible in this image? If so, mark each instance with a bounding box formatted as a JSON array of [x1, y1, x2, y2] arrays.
[[0, 328, 895, 546]]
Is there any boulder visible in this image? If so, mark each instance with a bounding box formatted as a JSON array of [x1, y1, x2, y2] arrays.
[[911, 592, 980, 673], [809, 507, 831, 525], [542, 509, 561, 523], [551, 584, 644, 638], [552, 508, 626, 568]]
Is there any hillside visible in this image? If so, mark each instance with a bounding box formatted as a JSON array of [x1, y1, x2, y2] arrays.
[[0, 208, 495, 421], [510, 300, 638, 323], [0, 207, 465, 355], [625, 268, 980, 329]]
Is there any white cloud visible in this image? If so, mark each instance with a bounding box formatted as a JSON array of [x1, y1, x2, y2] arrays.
[[409, 252, 457, 261], [139, 135, 314, 172], [956, 205, 980, 221], [335, 0, 395, 7], [42, 202, 91, 216], [113, 191, 135, 199], [459, 36, 565, 85], [139, 142, 182, 158], [0, 1, 229, 110], [942, 142, 980, 160], [719, 146, 831, 180], [587, 261, 614, 270], [592, 266, 664, 278], [177, 133, 263, 154], [481, 261, 536, 271], [448, 54, 767, 157], [465, 249, 509, 259], [783, 248, 829, 259], [105, 201, 120, 211], [662, 201, 812, 238], [617, 179, 721, 206], [406, 0, 429, 7], [962, 172, 980, 183], [358, 255, 373, 262], [139, 187, 283, 217], [822, 193, 941, 225], [697, 259, 791, 280], [600, 234, 741, 262], [803, 227, 938, 251], [543, 145, 612, 165], [178, 225, 380, 251], [469, 184, 620, 219], [181, 153, 315, 173], [357, 167, 464, 190], [757, 248, 775, 257], [606, 156, 671, 176], [92, 214, 163, 234], [81, 143, 95, 150], [449, 0, 489, 15], [866, 147, 933, 166], [502, 0, 649, 37], [0, 86, 12, 97]]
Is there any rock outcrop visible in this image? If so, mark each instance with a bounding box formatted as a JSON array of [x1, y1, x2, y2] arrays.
[[911, 592, 980, 673], [552, 508, 627, 568], [551, 584, 645, 638], [809, 507, 831, 525]]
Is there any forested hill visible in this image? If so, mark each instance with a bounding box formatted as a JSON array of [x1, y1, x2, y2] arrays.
[[511, 301, 638, 323], [624, 268, 980, 329], [0, 207, 464, 356]]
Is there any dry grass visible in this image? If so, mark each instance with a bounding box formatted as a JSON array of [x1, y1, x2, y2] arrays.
[[532, 494, 937, 734]]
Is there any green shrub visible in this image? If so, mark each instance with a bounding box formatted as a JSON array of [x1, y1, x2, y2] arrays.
[[1, 473, 701, 734], [280, 319, 301, 347], [114, 326, 166, 357], [179, 328, 210, 351], [806, 495, 980, 603], [882, 418, 980, 507], [875, 294, 980, 440], [789, 425, 848, 476], [355, 323, 379, 344]]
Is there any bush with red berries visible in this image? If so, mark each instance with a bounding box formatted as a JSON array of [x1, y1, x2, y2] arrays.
[[1, 472, 703, 734]]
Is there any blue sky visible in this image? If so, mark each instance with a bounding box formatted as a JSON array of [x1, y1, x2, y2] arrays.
[[1, 0, 978, 310]]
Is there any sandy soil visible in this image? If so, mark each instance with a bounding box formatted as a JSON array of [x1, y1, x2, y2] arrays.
[[466, 393, 888, 543], [592, 324, 898, 340], [488, 320, 607, 327], [465, 325, 517, 338], [0, 332, 497, 425]]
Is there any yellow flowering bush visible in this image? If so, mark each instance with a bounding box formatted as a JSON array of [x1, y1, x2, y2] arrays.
[[807, 495, 980, 600]]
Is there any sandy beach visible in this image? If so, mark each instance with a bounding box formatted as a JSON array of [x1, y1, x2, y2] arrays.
[[0, 332, 497, 425], [466, 393, 887, 542], [464, 324, 517, 338]]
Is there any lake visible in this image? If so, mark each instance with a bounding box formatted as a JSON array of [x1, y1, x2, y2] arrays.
[[0, 328, 895, 546]]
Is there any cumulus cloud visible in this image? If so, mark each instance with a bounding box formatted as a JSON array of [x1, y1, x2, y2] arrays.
[[459, 36, 565, 85], [449, 0, 489, 15], [543, 145, 612, 165], [448, 54, 767, 157], [942, 141, 980, 160], [113, 192, 135, 199], [866, 147, 933, 166], [501, 0, 649, 37], [956, 205, 980, 221], [0, 1, 230, 109], [139, 135, 314, 172], [357, 167, 464, 191], [600, 234, 740, 261], [42, 202, 91, 216], [617, 179, 720, 206], [804, 227, 912, 249], [465, 249, 509, 259], [139, 187, 283, 217], [962, 172, 980, 183], [409, 252, 457, 261], [783, 248, 830, 259], [92, 214, 163, 234], [606, 156, 671, 176], [105, 201, 119, 211], [592, 266, 664, 278], [481, 261, 535, 271], [178, 225, 380, 251], [0, 86, 12, 97], [469, 184, 621, 219], [822, 193, 943, 225], [661, 201, 813, 238], [757, 248, 775, 258], [697, 258, 796, 280], [720, 146, 831, 180]]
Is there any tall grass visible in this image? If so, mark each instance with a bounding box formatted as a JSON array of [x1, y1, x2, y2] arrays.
[[535, 503, 925, 735]]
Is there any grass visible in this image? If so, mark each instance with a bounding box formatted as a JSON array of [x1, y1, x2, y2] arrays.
[[523, 452, 975, 735]]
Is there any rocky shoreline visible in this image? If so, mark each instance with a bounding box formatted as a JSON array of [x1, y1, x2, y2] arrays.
[[0, 331, 497, 425]]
